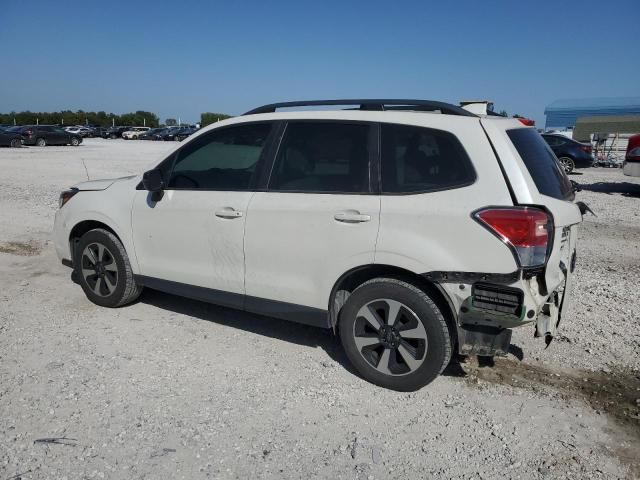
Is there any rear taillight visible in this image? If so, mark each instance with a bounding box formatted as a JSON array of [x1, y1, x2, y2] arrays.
[[580, 145, 592, 154], [517, 118, 535, 126], [626, 147, 640, 162], [25, 129, 33, 137], [474, 207, 552, 267]]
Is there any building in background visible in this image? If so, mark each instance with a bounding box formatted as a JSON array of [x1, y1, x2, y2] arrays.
[[544, 97, 640, 130]]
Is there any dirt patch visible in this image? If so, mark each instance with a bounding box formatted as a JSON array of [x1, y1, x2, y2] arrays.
[[0, 241, 42, 256], [462, 357, 640, 475]]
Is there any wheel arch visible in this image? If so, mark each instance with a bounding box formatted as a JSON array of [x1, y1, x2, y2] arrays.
[[328, 264, 458, 346], [69, 220, 122, 263]]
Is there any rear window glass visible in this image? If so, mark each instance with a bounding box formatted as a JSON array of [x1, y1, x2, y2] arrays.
[[507, 128, 574, 201], [381, 123, 475, 193]]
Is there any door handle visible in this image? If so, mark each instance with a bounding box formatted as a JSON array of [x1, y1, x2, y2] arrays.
[[334, 211, 371, 223], [215, 207, 243, 219]]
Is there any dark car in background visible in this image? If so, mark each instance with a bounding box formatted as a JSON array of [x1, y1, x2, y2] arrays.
[[103, 126, 130, 139], [8, 125, 82, 146], [174, 126, 199, 141], [90, 126, 109, 138], [542, 134, 593, 173], [0, 128, 23, 147], [159, 127, 184, 141], [138, 127, 164, 140]]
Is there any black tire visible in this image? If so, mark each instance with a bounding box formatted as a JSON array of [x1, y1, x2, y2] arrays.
[[70, 137, 79, 146], [558, 156, 575, 174], [339, 278, 452, 391], [74, 228, 142, 307], [10, 138, 21, 148], [36, 137, 46, 147]]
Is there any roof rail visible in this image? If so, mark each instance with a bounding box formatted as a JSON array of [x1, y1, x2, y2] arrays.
[[243, 99, 476, 117]]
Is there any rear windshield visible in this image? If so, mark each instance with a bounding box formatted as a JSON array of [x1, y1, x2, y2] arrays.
[[507, 128, 574, 201]]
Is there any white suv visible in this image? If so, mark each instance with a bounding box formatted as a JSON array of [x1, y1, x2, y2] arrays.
[[122, 127, 150, 139], [53, 99, 583, 391]]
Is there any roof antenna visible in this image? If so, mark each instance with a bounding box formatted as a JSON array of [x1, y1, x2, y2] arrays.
[[81, 158, 90, 180]]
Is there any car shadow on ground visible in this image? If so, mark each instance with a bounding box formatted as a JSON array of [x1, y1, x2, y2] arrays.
[[138, 288, 357, 374], [579, 181, 640, 197], [139, 288, 525, 380]]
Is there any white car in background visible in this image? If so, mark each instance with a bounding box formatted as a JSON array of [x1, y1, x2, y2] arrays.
[[53, 99, 584, 391], [122, 127, 150, 139]]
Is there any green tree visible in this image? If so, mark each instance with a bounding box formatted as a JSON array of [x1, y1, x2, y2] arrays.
[[200, 112, 232, 127], [165, 118, 177, 126]]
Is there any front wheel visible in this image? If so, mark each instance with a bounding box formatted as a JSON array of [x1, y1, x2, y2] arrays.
[[70, 137, 79, 146], [35, 137, 46, 147], [558, 156, 575, 174], [10, 138, 21, 148], [339, 278, 452, 391], [75, 228, 142, 307]]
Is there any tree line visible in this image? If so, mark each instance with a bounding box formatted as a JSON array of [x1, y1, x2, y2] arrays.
[[0, 110, 235, 128], [0, 110, 161, 127]]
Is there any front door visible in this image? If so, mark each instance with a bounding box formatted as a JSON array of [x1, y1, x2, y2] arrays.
[[131, 122, 275, 306]]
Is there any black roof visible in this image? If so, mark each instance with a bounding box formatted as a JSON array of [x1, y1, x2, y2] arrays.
[[243, 99, 476, 117]]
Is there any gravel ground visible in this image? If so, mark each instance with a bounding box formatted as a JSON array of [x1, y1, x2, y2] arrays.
[[1, 139, 639, 480]]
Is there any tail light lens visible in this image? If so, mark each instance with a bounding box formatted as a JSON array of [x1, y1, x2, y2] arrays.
[[517, 118, 535, 126], [580, 145, 592, 154], [25, 129, 33, 137], [626, 147, 640, 162], [474, 207, 552, 267]]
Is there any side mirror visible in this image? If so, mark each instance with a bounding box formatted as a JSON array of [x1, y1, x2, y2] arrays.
[[142, 168, 164, 192]]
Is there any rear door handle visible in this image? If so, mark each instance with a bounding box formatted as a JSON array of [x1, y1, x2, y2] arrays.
[[215, 207, 243, 219], [334, 211, 371, 223]]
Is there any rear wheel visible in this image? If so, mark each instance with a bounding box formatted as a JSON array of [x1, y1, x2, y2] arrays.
[[75, 229, 142, 307], [558, 156, 575, 174], [70, 137, 79, 146], [339, 278, 452, 391], [35, 137, 46, 147]]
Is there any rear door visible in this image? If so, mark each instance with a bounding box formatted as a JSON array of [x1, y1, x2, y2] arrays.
[[244, 121, 380, 319]]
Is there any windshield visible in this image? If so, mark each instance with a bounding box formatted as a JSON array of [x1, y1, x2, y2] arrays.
[[507, 128, 574, 201]]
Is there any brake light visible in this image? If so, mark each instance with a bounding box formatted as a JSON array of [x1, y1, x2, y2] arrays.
[[25, 129, 33, 137], [580, 145, 592, 154], [474, 207, 552, 267], [517, 118, 535, 126]]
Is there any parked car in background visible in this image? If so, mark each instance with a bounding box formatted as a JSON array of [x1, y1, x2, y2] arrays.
[[53, 98, 583, 391], [65, 126, 94, 137], [138, 128, 165, 140], [104, 126, 130, 139], [90, 127, 109, 138], [623, 133, 640, 177], [160, 127, 192, 141], [174, 127, 199, 141], [8, 125, 82, 146], [541, 134, 593, 173], [122, 127, 151, 140], [0, 128, 23, 147]]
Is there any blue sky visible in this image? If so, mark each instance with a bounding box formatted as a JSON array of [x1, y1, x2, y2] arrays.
[[1, 0, 638, 125]]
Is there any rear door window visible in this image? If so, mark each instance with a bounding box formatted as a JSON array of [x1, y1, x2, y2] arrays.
[[269, 122, 371, 193], [507, 128, 574, 201], [380, 123, 475, 193]]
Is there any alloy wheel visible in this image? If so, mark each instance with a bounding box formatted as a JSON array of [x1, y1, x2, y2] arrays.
[[81, 242, 118, 297], [353, 299, 428, 376]]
